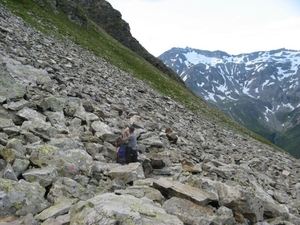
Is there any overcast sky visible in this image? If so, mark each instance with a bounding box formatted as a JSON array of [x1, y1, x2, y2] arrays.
[[107, 0, 300, 57]]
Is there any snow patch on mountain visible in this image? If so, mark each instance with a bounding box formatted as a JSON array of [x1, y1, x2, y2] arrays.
[[159, 47, 300, 138]]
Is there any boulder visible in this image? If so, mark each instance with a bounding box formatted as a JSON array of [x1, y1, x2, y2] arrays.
[[108, 162, 145, 184], [152, 177, 218, 205], [69, 193, 184, 225]]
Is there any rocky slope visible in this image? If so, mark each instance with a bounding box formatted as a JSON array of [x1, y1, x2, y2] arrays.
[[159, 47, 300, 158], [0, 4, 300, 225], [32, 0, 184, 85]]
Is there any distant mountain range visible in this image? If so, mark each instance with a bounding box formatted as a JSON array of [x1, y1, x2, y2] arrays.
[[159, 47, 300, 158]]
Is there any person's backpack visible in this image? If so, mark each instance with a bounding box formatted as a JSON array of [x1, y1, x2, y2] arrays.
[[117, 144, 127, 164]]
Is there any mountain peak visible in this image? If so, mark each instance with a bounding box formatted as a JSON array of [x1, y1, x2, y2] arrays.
[[159, 47, 300, 158]]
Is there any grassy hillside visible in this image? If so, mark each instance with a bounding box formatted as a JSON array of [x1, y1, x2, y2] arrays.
[[275, 108, 300, 158], [1, 0, 284, 153], [219, 99, 277, 140]]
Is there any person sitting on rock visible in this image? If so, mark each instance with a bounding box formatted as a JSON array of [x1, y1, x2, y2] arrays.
[[165, 127, 178, 144], [122, 126, 138, 163]]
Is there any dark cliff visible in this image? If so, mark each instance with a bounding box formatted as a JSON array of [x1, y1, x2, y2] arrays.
[[34, 0, 185, 85]]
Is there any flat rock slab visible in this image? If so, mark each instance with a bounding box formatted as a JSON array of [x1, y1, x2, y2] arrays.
[[152, 177, 217, 205], [69, 193, 184, 225], [108, 162, 145, 184]]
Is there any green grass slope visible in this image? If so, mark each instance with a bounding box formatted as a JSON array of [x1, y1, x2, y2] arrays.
[[221, 101, 277, 141], [1, 0, 285, 155], [275, 108, 300, 158]]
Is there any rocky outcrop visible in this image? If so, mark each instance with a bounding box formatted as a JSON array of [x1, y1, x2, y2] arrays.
[[0, 4, 300, 225]]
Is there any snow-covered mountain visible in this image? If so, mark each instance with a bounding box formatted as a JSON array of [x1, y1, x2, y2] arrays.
[[159, 47, 300, 158]]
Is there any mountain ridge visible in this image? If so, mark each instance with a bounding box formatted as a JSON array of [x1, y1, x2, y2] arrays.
[[159, 47, 300, 158]]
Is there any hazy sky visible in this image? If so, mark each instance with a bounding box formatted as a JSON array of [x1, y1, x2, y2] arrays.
[[107, 0, 300, 56]]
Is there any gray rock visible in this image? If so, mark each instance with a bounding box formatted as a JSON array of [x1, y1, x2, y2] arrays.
[[152, 177, 218, 205], [163, 197, 216, 225], [3, 99, 29, 111], [3, 163, 18, 181], [47, 178, 89, 204], [34, 201, 73, 222], [16, 107, 46, 123], [0, 118, 15, 130], [12, 158, 30, 177], [22, 166, 58, 187], [69, 193, 184, 225], [0, 178, 50, 217], [108, 162, 145, 184], [115, 185, 165, 203]]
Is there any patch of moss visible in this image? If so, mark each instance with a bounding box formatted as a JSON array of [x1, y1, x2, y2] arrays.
[[30, 145, 58, 167], [0, 178, 15, 192], [0, 148, 17, 164]]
